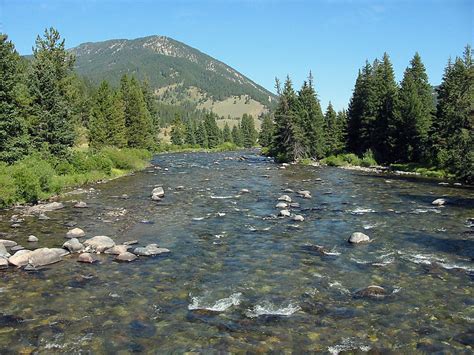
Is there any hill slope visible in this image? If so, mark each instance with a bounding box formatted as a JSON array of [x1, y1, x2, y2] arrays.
[[71, 35, 275, 117]]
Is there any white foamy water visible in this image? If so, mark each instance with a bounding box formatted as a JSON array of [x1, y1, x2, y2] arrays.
[[399, 252, 445, 265], [363, 223, 377, 230], [328, 338, 371, 355], [350, 208, 375, 215], [188, 292, 242, 312], [246, 301, 300, 318], [210, 195, 235, 199], [437, 262, 474, 273]]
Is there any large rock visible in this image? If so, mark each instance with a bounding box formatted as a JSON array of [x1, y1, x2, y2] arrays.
[[115, 252, 137, 262], [84, 236, 115, 253], [66, 228, 85, 239], [432, 198, 447, 206], [279, 209, 291, 217], [8, 250, 32, 266], [348, 232, 370, 244], [25, 202, 64, 215], [151, 187, 165, 199], [354, 285, 386, 298], [105, 245, 130, 255], [0, 239, 17, 247], [293, 214, 305, 222], [74, 201, 87, 208], [278, 195, 292, 203], [28, 248, 67, 267], [0, 257, 8, 269], [297, 190, 312, 199], [27, 235, 38, 243], [133, 244, 170, 256], [63, 238, 85, 253], [0, 243, 10, 258], [77, 253, 96, 264], [275, 202, 288, 209]]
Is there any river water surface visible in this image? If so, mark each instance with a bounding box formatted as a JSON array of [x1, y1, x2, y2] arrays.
[[0, 150, 473, 353]]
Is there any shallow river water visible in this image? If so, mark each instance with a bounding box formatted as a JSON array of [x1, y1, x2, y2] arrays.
[[0, 150, 473, 353]]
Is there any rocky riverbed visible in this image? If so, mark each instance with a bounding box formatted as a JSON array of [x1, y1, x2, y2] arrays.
[[0, 150, 472, 353]]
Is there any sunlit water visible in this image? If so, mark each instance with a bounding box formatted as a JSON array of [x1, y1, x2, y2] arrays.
[[0, 150, 473, 353]]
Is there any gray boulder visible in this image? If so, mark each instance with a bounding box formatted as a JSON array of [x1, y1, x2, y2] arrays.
[[74, 201, 87, 208], [152, 187, 165, 199], [25, 202, 64, 215], [354, 285, 386, 298], [292, 214, 305, 222], [0, 239, 17, 247], [279, 209, 291, 217], [66, 228, 85, 239], [348, 232, 370, 244], [115, 252, 137, 262], [0, 243, 10, 258], [8, 250, 32, 266], [297, 190, 312, 199], [0, 257, 8, 269], [28, 248, 67, 267], [105, 245, 130, 255], [63, 238, 85, 253], [275, 202, 288, 209], [77, 252, 96, 264], [27, 235, 39, 243], [133, 244, 170, 256], [278, 195, 292, 203], [10, 245, 24, 252], [432, 198, 447, 206], [84, 235, 115, 253]]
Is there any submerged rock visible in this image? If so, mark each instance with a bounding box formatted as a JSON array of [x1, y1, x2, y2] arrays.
[[28, 248, 67, 267], [239, 188, 250, 194], [25, 202, 64, 215], [0, 257, 8, 269], [0, 244, 10, 258], [276, 202, 288, 209], [66, 228, 85, 239], [279, 209, 291, 217], [348, 232, 370, 244], [293, 214, 305, 222], [432, 198, 447, 206], [0, 239, 17, 247], [10, 245, 24, 252], [124, 240, 139, 246], [74, 201, 87, 208], [115, 252, 137, 262], [84, 236, 115, 253], [27, 235, 38, 243], [77, 253, 96, 264], [8, 250, 32, 266], [63, 238, 85, 253], [105, 245, 130, 255], [297, 190, 312, 199], [133, 244, 170, 256], [354, 285, 386, 298], [278, 195, 292, 203]]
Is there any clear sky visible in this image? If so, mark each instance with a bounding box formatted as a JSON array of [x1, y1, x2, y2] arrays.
[[1, 0, 472, 110]]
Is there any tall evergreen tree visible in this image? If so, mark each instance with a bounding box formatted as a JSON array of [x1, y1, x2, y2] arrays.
[[259, 114, 274, 147], [203, 113, 220, 148], [334, 109, 348, 154], [431, 45, 473, 183], [184, 120, 196, 145], [222, 122, 233, 143], [196, 121, 208, 148], [170, 114, 185, 146], [324, 102, 338, 155], [232, 124, 243, 147], [395, 53, 435, 162], [0, 34, 29, 162], [28, 28, 75, 156], [240, 114, 258, 148]]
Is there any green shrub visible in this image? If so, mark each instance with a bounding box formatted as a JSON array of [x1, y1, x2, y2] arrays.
[[0, 163, 17, 207], [342, 153, 361, 165], [361, 149, 377, 167], [322, 155, 347, 167]]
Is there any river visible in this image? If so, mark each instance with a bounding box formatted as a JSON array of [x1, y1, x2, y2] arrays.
[[0, 150, 473, 353]]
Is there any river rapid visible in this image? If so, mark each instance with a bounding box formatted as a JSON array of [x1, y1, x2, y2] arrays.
[[0, 150, 473, 353]]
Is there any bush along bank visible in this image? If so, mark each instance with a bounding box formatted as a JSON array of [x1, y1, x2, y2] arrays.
[[0, 148, 151, 208]]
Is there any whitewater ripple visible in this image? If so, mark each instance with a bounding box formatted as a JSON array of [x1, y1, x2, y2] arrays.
[[246, 301, 300, 318], [188, 292, 242, 312]]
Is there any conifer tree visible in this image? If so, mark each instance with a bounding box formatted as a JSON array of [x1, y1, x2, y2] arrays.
[[0, 34, 29, 162], [232, 124, 243, 147], [28, 28, 75, 157], [334, 109, 348, 153], [324, 102, 338, 155], [241, 114, 258, 148], [297, 73, 325, 158], [141, 78, 159, 128], [184, 120, 196, 145], [203, 113, 220, 148], [196, 121, 208, 148], [259, 114, 274, 147], [170, 114, 185, 145], [395, 53, 435, 162], [222, 122, 232, 143]]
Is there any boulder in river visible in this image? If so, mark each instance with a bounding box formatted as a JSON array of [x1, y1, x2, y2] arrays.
[[276, 202, 288, 209], [27, 235, 38, 243], [66, 228, 85, 239], [105, 245, 130, 255], [239, 188, 250, 194], [151, 186, 165, 199], [348, 232, 370, 244], [293, 214, 305, 222], [278, 195, 292, 203], [8, 250, 32, 266], [0, 244, 10, 258], [77, 253, 96, 264], [10, 245, 24, 252], [25, 202, 64, 215], [297, 190, 312, 199], [84, 235, 115, 253], [432, 198, 447, 206], [74, 201, 87, 208], [354, 285, 386, 299], [115, 252, 137, 262], [133, 244, 170, 256], [0, 239, 17, 248], [28, 248, 67, 268], [124, 240, 139, 246], [63, 238, 85, 253], [0, 257, 8, 269], [279, 209, 291, 217]]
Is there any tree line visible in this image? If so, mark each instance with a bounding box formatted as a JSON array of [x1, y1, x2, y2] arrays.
[[170, 113, 258, 149], [262, 47, 473, 183]]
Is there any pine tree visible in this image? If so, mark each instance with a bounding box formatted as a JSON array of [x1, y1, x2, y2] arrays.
[[432, 45, 473, 183], [184, 120, 196, 145], [232, 124, 243, 147], [170, 114, 185, 145], [141, 78, 159, 129], [259, 114, 274, 147], [203, 113, 220, 148], [241, 114, 258, 148], [121, 75, 154, 149], [196, 121, 208, 148], [334, 109, 348, 153], [324, 102, 338, 155], [271, 76, 306, 162], [222, 122, 233, 143], [0, 34, 29, 162], [297, 73, 325, 158], [395, 53, 435, 162], [28, 28, 75, 157]]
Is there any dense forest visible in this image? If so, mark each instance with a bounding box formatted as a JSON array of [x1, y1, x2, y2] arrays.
[[262, 48, 473, 183]]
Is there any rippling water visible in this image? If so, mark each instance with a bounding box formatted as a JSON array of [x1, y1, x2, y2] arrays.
[[0, 150, 473, 353]]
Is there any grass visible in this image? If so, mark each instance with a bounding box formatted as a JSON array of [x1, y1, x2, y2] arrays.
[[390, 163, 452, 179], [0, 147, 151, 208]]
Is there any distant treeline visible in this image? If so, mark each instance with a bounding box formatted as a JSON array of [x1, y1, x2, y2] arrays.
[[262, 48, 473, 183]]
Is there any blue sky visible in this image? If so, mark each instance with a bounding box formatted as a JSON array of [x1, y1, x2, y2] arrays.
[[1, 0, 472, 110]]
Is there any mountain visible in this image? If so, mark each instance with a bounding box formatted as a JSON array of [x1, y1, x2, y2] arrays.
[[70, 35, 276, 118]]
